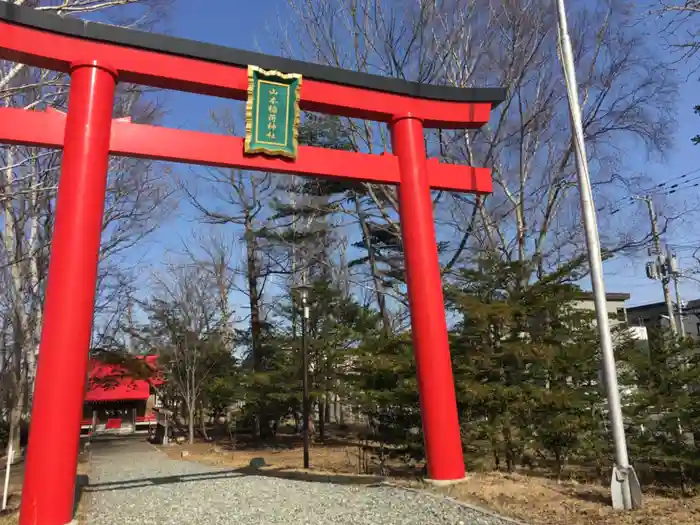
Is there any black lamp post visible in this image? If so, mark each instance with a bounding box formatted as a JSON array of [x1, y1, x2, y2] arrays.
[[292, 283, 312, 469]]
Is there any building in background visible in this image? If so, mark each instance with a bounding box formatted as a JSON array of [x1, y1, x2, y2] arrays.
[[81, 355, 164, 436], [573, 292, 631, 327], [627, 299, 700, 339]]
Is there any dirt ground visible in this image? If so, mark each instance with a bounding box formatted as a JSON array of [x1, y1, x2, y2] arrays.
[[0, 457, 25, 525], [429, 471, 700, 525], [162, 438, 700, 525], [0, 450, 91, 525]]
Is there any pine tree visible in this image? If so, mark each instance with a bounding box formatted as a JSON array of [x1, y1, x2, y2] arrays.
[[620, 332, 700, 493], [446, 256, 609, 474], [262, 273, 381, 442], [348, 332, 424, 463]]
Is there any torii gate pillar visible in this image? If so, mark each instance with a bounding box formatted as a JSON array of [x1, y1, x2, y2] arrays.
[[392, 115, 465, 480]]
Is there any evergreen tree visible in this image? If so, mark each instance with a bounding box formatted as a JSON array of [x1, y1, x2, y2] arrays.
[[249, 113, 353, 437], [304, 276, 380, 440], [620, 332, 700, 493], [260, 273, 381, 441], [351, 255, 612, 474], [447, 256, 608, 474], [348, 332, 424, 462]]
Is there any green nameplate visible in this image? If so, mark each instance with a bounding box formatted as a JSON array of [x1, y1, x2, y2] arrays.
[[244, 65, 302, 159]]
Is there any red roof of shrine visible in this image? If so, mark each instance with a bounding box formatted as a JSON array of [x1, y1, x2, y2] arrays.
[[84, 355, 164, 403]]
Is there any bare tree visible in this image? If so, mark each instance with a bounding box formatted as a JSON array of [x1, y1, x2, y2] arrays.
[[146, 263, 229, 444], [180, 231, 238, 347], [278, 0, 483, 329], [180, 111, 276, 363], [0, 0, 172, 456], [279, 0, 677, 303], [658, 1, 700, 60], [179, 109, 284, 437], [177, 231, 240, 439], [435, 1, 676, 275]]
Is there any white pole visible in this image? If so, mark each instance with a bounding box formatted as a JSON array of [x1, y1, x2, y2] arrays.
[[2, 443, 13, 510], [554, 0, 640, 510]]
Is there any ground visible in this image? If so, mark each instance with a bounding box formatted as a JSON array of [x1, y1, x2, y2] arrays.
[[1, 433, 699, 524], [85, 435, 515, 525], [160, 435, 700, 525], [0, 455, 24, 525], [0, 442, 90, 525]]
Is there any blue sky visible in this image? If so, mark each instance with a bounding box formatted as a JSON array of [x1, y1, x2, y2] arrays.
[[601, 67, 700, 306], [123, 0, 700, 312], [121, 0, 288, 320]]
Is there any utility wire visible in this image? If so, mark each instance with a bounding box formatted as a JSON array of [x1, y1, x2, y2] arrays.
[[605, 169, 700, 215], [610, 197, 637, 215], [608, 174, 700, 215], [652, 174, 700, 196], [666, 242, 700, 251], [640, 167, 700, 194]]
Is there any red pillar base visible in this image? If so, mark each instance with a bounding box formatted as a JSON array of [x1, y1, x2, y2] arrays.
[[391, 114, 465, 482], [423, 476, 468, 487]]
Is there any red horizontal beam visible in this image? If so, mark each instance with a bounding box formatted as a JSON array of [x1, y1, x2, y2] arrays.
[[0, 21, 492, 129], [0, 107, 492, 194]]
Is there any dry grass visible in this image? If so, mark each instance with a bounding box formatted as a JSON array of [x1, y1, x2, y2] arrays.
[[0, 512, 17, 525], [0, 460, 24, 525], [73, 460, 92, 525], [423, 471, 700, 525], [164, 439, 700, 525], [0, 452, 91, 525], [160, 440, 384, 475]]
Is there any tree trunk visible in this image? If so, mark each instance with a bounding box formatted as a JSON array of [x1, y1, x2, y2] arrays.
[[9, 336, 27, 463], [492, 447, 501, 471], [503, 425, 515, 473], [199, 401, 209, 441], [554, 449, 563, 482], [188, 398, 195, 444], [318, 399, 326, 442], [3, 146, 29, 463], [323, 354, 331, 424], [354, 197, 391, 333], [245, 213, 267, 440], [246, 214, 262, 372], [8, 383, 25, 464]]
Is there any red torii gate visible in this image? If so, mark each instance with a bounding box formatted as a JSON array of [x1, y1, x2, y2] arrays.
[[0, 4, 504, 525]]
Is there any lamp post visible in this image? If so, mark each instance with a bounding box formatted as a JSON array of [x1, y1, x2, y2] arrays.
[[293, 283, 312, 469]]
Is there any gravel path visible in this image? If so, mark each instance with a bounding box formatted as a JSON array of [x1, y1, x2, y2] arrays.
[[85, 437, 519, 525]]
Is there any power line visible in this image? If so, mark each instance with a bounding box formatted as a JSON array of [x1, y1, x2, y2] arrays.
[[610, 197, 637, 215], [608, 173, 700, 215], [641, 167, 700, 194], [666, 243, 700, 252], [652, 174, 700, 196], [598, 167, 700, 216]]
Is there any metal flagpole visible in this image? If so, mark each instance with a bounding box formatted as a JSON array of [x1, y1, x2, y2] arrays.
[[554, 0, 641, 510]]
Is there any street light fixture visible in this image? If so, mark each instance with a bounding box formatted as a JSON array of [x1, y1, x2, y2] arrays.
[[292, 282, 312, 469]]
